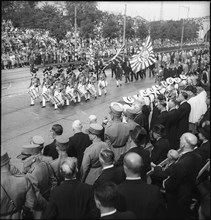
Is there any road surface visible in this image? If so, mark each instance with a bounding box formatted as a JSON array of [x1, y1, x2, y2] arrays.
[[1, 66, 155, 170]]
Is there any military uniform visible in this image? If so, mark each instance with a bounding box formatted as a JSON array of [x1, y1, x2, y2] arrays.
[[104, 102, 130, 161], [1, 151, 37, 219], [80, 124, 108, 185], [17, 144, 55, 219]]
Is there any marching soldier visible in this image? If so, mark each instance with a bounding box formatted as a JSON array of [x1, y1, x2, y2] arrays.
[[116, 62, 123, 87], [17, 142, 56, 219], [98, 69, 107, 96], [1, 150, 37, 219], [28, 68, 41, 106]]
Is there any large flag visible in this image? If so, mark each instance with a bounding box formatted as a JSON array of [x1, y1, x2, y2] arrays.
[[129, 36, 156, 73], [103, 44, 125, 69]]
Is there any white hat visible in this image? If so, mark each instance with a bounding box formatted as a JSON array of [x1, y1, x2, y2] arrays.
[[122, 96, 134, 104], [166, 77, 174, 85], [174, 77, 181, 84], [161, 81, 168, 88], [180, 74, 187, 80]]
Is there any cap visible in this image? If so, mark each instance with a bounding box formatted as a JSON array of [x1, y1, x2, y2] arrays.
[[17, 144, 41, 160], [122, 96, 134, 104], [110, 102, 123, 117], [125, 108, 137, 119], [56, 135, 69, 144], [166, 77, 174, 85], [174, 77, 182, 84], [31, 135, 44, 145], [1, 150, 10, 167], [161, 81, 168, 88], [180, 74, 187, 80], [87, 123, 103, 135], [140, 89, 149, 97]]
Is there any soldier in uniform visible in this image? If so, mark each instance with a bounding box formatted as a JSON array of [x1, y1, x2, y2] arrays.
[[17, 143, 55, 219], [104, 102, 130, 162], [80, 124, 108, 185], [28, 68, 41, 106], [98, 69, 107, 96], [1, 150, 37, 219], [116, 62, 123, 87]]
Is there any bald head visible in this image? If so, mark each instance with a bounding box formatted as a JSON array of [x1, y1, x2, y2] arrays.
[[72, 120, 83, 131], [180, 132, 198, 150], [123, 152, 142, 175]]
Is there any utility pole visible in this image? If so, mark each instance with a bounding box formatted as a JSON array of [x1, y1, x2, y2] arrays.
[[123, 4, 127, 46], [74, 4, 77, 60], [180, 6, 189, 49]]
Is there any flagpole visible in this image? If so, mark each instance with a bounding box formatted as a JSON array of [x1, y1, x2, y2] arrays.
[[123, 4, 127, 46], [74, 5, 77, 59]]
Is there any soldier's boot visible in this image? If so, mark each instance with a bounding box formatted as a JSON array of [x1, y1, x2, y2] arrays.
[[66, 99, 70, 106], [54, 104, 58, 110]]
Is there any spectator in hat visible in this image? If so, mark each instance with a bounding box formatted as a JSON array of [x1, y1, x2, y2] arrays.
[[17, 143, 55, 219], [43, 157, 98, 219], [93, 149, 126, 188], [1, 149, 37, 219], [80, 124, 108, 185], [115, 125, 150, 182], [115, 152, 167, 219], [104, 102, 130, 162], [30, 135, 45, 150], [67, 120, 92, 171], [43, 124, 63, 160], [50, 135, 70, 185], [175, 91, 191, 149], [124, 108, 139, 132], [94, 182, 136, 219], [88, 115, 105, 141]]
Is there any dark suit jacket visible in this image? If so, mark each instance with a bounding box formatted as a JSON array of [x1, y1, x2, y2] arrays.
[[150, 104, 160, 130], [101, 210, 136, 219], [199, 107, 210, 127], [67, 132, 92, 170], [164, 151, 202, 219], [151, 138, 170, 165], [116, 179, 166, 219], [115, 146, 151, 182], [166, 108, 178, 150], [93, 166, 126, 188], [176, 101, 191, 146], [154, 110, 168, 128], [42, 179, 98, 219], [43, 140, 58, 160]]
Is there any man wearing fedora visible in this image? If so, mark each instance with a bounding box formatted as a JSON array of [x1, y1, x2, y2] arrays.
[[80, 123, 108, 185], [104, 102, 130, 162], [1, 150, 37, 219], [17, 142, 55, 219]]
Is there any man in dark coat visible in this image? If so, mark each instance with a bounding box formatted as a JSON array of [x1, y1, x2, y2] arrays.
[[115, 125, 151, 182], [166, 98, 179, 149], [175, 91, 191, 149], [110, 61, 117, 78], [67, 120, 92, 170], [154, 100, 168, 128], [43, 124, 63, 160], [163, 133, 203, 220], [42, 157, 98, 219], [198, 91, 210, 128], [115, 152, 167, 219], [94, 182, 136, 219], [94, 149, 125, 187]]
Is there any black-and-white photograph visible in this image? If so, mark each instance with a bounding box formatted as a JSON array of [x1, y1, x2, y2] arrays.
[[1, 1, 210, 219]]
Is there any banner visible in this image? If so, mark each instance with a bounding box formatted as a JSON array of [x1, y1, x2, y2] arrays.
[[129, 36, 156, 73]]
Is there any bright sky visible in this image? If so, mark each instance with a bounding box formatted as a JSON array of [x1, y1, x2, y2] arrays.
[[97, 1, 210, 21]]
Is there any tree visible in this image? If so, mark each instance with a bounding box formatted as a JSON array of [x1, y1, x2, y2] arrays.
[[149, 21, 161, 41], [125, 17, 135, 40], [79, 18, 95, 39], [135, 20, 149, 40], [102, 15, 120, 40]]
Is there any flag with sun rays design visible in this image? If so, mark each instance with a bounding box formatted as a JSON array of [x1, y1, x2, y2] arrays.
[[129, 36, 156, 73]]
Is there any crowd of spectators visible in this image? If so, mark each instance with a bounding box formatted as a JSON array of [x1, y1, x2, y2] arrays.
[[1, 20, 207, 70]]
